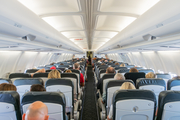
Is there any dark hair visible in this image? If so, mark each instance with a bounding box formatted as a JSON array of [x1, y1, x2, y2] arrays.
[[30, 84, 46, 91], [60, 63, 64, 65], [101, 63, 106, 65], [0, 83, 17, 91]]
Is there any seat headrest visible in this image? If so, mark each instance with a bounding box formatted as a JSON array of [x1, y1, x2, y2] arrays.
[[33, 73, 48, 77], [14, 78, 43, 86], [138, 69, 154, 74], [102, 73, 115, 80], [25, 69, 39, 73], [125, 72, 145, 84], [136, 78, 166, 89], [156, 73, 171, 79], [118, 69, 129, 73], [157, 91, 180, 120], [113, 89, 156, 104], [37, 67, 50, 70], [61, 73, 78, 79], [45, 79, 73, 88], [70, 69, 80, 74], [9, 73, 30, 79], [21, 92, 66, 106], [167, 79, 180, 90], [0, 78, 12, 83], [106, 80, 134, 89], [100, 69, 106, 73]]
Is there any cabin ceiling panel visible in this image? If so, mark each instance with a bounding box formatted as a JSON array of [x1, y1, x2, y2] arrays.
[[94, 31, 118, 38], [42, 15, 84, 32], [93, 38, 110, 42], [18, 0, 81, 15], [61, 31, 86, 38], [96, 15, 136, 31], [99, 0, 160, 15]]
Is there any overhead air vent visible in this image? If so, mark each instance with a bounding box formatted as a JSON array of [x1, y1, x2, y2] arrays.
[[22, 34, 36, 41], [0, 46, 18, 49], [160, 46, 180, 48], [142, 34, 158, 41]]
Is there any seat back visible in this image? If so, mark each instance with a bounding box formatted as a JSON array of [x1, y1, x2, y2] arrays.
[[136, 78, 166, 105], [135, 67, 144, 70], [9, 73, 30, 83], [105, 80, 134, 114], [124, 72, 145, 84], [126, 65, 135, 68], [113, 90, 156, 120], [25, 69, 39, 73], [156, 73, 171, 86], [33, 73, 48, 83], [99, 69, 106, 79], [167, 79, 180, 90], [118, 69, 129, 76], [138, 69, 154, 74], [21, 92, 66, 120], [61, 73, 79, 98], [45, 65, 56, 68], [37, 66, 50, 70], [0, 91, 21, 120], [157, 91, 180, 120], [0, 78, 12, 84], [46, 69, 62, 73], [101, 73, 115, 94], [70, 69, 81, 86], [14, 78, 43, 100], [45, 79, 73, 113]]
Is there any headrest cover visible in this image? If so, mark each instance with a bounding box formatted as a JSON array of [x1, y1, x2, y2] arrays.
[[61, 73, 78, 80], [102, 73, 115, 80], [157, 91, 180, 120], [25, 69, 39, 73], [138, 69, 154, 73], [118, 69, 129, 73], [9, 73, 30, 79], [14, 78, 43, 86], [33, 73, 48, 77], [0, 78, 12, 83], [136, 78, 166, 89], [156, 73, 171, 79], [167, 79, 180, 90], [21, 92, 66, 106], [45, 79, 73, 88]]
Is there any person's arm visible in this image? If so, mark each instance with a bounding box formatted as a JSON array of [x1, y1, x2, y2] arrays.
[[31, 68, 46, 77]]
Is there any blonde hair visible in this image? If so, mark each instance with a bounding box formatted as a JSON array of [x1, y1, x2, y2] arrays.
[[120, 82, 136, 90], [65, 69, 72, 73], [146, 72, 155, 78], [120, 63, 125, 67], [129, 68, 139, 72], [114, 73, 125, 80], [48, 70, 61, 79], [0, 83, 17, 91]]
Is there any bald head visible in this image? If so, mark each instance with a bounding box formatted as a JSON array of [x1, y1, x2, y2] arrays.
[[106, 67, 115, 74], [22, 101, 49, 120]]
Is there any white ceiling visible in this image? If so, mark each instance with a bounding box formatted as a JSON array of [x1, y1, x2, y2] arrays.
[[2, 0, 180, 53]]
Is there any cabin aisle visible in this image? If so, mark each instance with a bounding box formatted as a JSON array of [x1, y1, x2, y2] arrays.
[[81, 66, 98, 120]]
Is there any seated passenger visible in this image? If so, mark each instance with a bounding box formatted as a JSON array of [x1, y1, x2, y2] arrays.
[[60, 63, 64, 65], [115, 62, 119, 65], [120, 63, 125, 67], [73, 63, 84, 86], [99, 73, 125, 106], [0, 83, 17, 91], [101, 63, 106, 65], [97, 67, 115, 94], [172, 76, 180, 79], [31, 68, 46, 77], [22, 101, 49, 120], [30, 84, 46, 91], [146, 72, 155, 78], [48, 70, 61, 79], [50, 66, 56, 70], [129, 67, 139, 72], [65, 69, 72, 73], [107, 82, 136, 120], [50, 62, 55, 65]]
